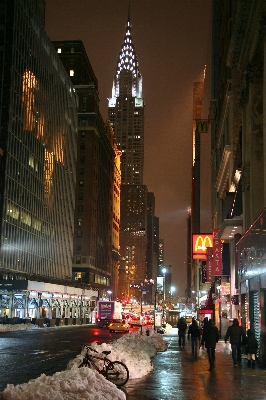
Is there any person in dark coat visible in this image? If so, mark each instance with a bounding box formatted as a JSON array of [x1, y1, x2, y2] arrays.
[[201, 319, 219, 371], [246, 329, 258, 369], [177, 317, 187, 347], [188, 318, 200, 356], [224, 318, 245, 367]]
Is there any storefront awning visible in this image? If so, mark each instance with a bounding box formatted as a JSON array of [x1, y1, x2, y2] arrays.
[[199, 308, 213, 314]]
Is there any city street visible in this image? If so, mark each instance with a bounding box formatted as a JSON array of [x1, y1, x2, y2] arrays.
[[0, 325, 115, 391], [1, 326, 266, 399]]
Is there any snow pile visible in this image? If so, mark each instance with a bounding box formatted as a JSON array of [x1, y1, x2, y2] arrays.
[[0, 324, 40, 332], [0, 329, 168, 399], [163, 323, 173, 334], [1, 367, 125, 400], [68, 330, 167, 379]]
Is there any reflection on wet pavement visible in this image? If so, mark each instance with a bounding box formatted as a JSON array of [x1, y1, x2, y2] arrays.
[[124, 334, 266, 400]]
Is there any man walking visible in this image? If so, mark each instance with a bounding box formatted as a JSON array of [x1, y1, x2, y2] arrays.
[[188, 318, 200, 356], [177, 317, 187, 347], [201, 319, 219, 371], [225, 318, 245, 367]]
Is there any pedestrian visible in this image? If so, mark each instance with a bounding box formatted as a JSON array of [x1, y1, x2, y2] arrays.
[[177, 317, 187, 347], [245, 329, 258, 369], [188, 318, 200, 356], [224, 318, 246, 367], [201, 319, 219, 371]]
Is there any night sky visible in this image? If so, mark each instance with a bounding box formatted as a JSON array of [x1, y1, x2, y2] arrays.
[[45, 0, 212, 296]]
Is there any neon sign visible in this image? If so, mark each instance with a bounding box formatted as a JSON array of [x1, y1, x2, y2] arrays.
[[192, 234, 213, 260]]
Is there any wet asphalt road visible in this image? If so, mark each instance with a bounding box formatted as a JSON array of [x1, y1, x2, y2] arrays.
[[0, 325, 114, 391], [124, 333, 266, 400]]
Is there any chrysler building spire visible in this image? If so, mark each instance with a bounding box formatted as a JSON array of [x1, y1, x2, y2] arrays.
[[109, 6, 142, 101]]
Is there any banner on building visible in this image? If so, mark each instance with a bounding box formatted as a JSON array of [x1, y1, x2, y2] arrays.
[[202, 261, 206, 283], [206, 247, 213, 282], [212, 228, 222, 275]]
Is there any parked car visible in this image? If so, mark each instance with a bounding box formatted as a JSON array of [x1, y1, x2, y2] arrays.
[[144, 316, 154, 325], [108, 319, 129, 333]]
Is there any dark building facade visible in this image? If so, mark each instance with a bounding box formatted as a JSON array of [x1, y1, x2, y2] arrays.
[[0, 0, 97, 322], [53, 40, 118, 299], [146, 192, 159, 303], [209, 0, 266, 365]]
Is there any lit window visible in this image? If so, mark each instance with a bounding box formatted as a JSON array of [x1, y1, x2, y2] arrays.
[[70, 70, 74, 76], [79, 180, 84, 187], [78, 218, 82, 226], [57, 48, 62, 53]]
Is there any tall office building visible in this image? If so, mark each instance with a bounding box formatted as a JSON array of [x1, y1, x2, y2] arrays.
[[108, 12, 147, 298], [53, 40, 120, 299], [0, 0, 78, 281], [146, 192, 159, 303], [0, 0, 97, 322]]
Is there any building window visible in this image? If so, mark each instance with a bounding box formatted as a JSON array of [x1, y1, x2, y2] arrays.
[[78, 193, 84, 200], [57, 48, 61, 53], [78, 205, 83, 212], [79, 180, 84, 187], [76, 256, 81, 264], [78, 218, 82, 226], [80, 155, 85, 164], [77, 230, 82, 238], [76, 245, 81, 251], [70, 70, 74, 76], [80, 144, 85, 151], [79, 168, 84, 175], [81, 131, 86, 139], [71, 47, 74, 53]]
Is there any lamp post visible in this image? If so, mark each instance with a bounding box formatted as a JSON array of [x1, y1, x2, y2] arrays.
[[154, 290, 158, 332], [162, 268, 166, 302]]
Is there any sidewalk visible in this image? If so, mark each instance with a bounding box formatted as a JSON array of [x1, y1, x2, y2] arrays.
[[124, 331, 266, 400]]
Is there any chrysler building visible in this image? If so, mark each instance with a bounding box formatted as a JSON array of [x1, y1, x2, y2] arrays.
[[108, 16, 144, 185], [108, 11, 147, 298]]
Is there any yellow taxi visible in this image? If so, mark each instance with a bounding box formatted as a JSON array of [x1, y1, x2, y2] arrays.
[[108, 319, 129, 333]]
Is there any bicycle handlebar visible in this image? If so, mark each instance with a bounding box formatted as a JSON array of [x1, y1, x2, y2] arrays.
[[83, 345, 98, 353]]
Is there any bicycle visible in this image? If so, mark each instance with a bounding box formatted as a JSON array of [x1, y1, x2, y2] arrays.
[[78, 345, 129, 387]]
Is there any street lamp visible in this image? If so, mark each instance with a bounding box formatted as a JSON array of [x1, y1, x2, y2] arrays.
[[107, 290, 112, 301], [162, 268, 166, 301]]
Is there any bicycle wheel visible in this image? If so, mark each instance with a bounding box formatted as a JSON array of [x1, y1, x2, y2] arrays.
[[106, 361, 129, 386]]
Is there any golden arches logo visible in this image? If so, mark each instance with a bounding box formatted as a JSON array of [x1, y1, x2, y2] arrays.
[[196, 120, 208, 133], [193, 234, 213, 254]]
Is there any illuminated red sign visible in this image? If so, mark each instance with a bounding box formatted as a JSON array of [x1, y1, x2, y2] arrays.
[[192, 234, 213, 260]]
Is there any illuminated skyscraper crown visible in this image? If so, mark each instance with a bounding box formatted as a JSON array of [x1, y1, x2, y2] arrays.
[[115, 21, 139, 79]]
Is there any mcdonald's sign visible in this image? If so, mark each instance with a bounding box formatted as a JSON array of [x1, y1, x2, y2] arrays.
[[192, 234, 213, 260], [196, 119, 208, 133]]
